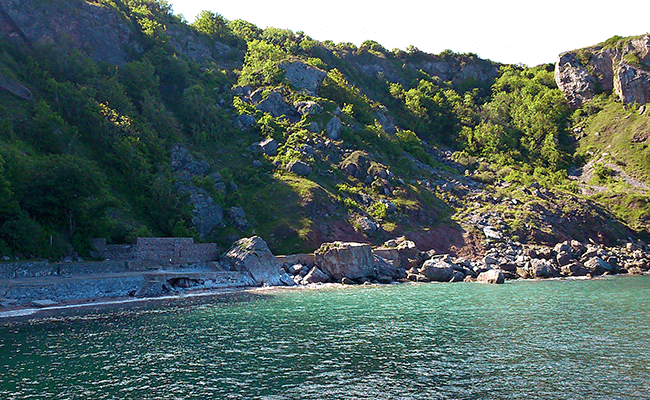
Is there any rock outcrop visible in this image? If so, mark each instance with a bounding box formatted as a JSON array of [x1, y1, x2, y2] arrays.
[[220, 236, 291, 286], [280, 60, 327, 95], [314, 241, 375, 282], [0, 0, 136, 65], [171, 145, 224, 238], [555, 34, 650, 107]]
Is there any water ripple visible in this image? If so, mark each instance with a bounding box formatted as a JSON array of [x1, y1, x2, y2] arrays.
[[1, 276, 649, 399]]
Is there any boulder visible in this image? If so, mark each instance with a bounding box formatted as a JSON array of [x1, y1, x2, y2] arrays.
[[252, 138, 278, 156], [294, 101, 323, 116], [476, 269, 505, 284], [373, 254, 406, 280], [314, 242, 375, 282], [303, 266, 330, 284], [419, 258, 455, 282], [584, 257, 612, 276], [235, 114, 256, 130], [326, 116, 342, 140], [228, 206, 249, 231], [221, 236, 287, 286], [561, 262, 588, 277], [256, 91, 299, 120], [450, 270, 466, 282], [518, 259, 557, 279], [280, 60, 327, 95], [286, 160, 311, 176], [357, 216, 379, 233], [341, 151, 370, 180], [556, 251, 573, 267]]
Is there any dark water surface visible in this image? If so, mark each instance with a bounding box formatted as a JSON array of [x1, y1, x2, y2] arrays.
[[1, 276, 649, 399]]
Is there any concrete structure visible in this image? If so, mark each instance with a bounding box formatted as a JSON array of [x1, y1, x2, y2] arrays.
[[93, 237, 219, 269]]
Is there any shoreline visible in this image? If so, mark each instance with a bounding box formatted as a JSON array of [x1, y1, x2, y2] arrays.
[[2, 273, 646, 323]]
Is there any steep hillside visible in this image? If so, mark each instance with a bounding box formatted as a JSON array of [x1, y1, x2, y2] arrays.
[[0, 0, 648, 262]]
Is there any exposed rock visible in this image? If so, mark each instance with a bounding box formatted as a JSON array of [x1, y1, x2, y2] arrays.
[[166, 24, 213, 63], [280, 60, 327, 95], [584, 257, 612, 276], [0, 72, 31, 100], [615, 61, 650, 105], [286, 160, 311, 176], [0, 0, 136, 65], [483, 226, 502, 241], [171, 145, 210, 180], [252, 138, 278, 156], [256, 91, 300, 120], [294, 100, 323, 116], [554, 52, 597, 108], [221, 236, 287, 286], [477, 269, 505, 284], [373, 254, 406, 280], [314, 241, 375, 281], [341, 151, 370, 180], [357, 216, 379, 233], [235, 114, 256, 130], [419, 257, 455, 282], [561, 262, 588, 277], [555, 35, 650, 107], [326, 116, 342, 140], [228, 206, 249, 231]]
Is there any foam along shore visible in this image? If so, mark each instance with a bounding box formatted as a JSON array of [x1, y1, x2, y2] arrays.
[[2, 235, 650, 312]]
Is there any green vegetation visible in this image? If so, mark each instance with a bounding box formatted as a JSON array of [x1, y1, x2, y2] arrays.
[[1, 0, 649, 259]]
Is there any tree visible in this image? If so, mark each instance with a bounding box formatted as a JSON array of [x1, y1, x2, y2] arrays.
[[192, 11, 228, 39], [21, 155, 106, 237]]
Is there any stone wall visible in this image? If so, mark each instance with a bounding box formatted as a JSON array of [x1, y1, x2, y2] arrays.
[[96, 237, 219, 267]]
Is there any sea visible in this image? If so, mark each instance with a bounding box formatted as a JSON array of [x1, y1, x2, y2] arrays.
[[1, 275, 649, 399]]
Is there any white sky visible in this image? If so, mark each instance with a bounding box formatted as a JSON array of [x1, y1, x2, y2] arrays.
[[167, 0, 649, 66]]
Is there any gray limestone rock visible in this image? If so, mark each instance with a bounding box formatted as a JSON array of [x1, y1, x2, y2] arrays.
[[303, 266, 330, 284], [294, 101, 323, 116], [419, 258, 455, 282], [476, 269, 505, 284], [314, 242, 375, 282], [286, 160, 311, 176], [221, 236, 285, 286], [326, 116, 342, 140], [280, 61, 327, 95], [256, 91, 299, 120], [252, 138, 278, 156], [228, 206, 249, 231]]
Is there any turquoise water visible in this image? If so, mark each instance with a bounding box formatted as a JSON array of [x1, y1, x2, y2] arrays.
[[1, 276, 649, 399]]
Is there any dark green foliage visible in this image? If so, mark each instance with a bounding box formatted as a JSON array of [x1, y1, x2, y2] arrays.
[[458, 66, 571, 169]]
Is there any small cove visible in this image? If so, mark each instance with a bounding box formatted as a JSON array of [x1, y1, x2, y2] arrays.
[[1, 275, 649, 399]]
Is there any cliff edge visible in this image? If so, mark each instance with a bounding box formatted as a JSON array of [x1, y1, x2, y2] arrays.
[[555, 34, 650, 107]]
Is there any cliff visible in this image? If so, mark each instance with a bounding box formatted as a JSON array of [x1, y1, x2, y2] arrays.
[[555, 34, 650, 107]]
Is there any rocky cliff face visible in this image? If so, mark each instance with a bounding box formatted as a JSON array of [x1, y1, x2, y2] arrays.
[[555, 35, 650, 107], [0, 0, 235, 66], [340, 49, 499, 90], [0, 0, 136, 65]]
